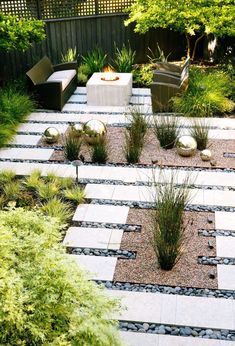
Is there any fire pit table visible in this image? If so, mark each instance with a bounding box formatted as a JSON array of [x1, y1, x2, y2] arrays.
[[86, 72, 132, 106]]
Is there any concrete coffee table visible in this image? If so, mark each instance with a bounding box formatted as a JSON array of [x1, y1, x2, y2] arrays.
[[86, 72, 132, 106]]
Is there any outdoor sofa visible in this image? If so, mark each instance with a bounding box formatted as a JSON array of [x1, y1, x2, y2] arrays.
[[26, 56, 77, 111]]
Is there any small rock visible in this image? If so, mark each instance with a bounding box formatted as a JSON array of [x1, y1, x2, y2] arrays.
[[143, 323, 149, 331], [158, 325, 166, 334], [210, 160, 217, 167], [206, 329, 213, 336], [208, 240, 214, 249], [184, 326, 193, 336], [207, 216, 214, 224], [223, 258, 229, 264]]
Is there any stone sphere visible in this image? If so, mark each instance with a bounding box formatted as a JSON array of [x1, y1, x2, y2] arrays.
[[176, 135, 197, 157], [200, 149, 212, 161], [83, 120, 107, 144], [44, 127, 60, 144]]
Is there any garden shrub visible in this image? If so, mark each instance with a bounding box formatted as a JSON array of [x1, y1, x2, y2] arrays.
[[0, 208, 122, 346], [171, 68, 235, 117], [0, 85, 34, 148], [132, 64, 153, 87], [91, 136, 109, 164], [152, 174, 190, 270], [189, 120, 209, 150], [113, 43, 136, 72]]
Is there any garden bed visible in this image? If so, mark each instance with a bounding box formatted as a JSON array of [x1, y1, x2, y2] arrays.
[[47, 127, 235, 170], [114, 209, 217, 289]]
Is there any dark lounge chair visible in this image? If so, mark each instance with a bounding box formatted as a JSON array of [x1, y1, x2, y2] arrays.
[[26, 56, 77, 111]]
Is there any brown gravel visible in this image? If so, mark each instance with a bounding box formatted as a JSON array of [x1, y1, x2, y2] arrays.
[[113, 209, 218, 289], [48, 127, 235, 169]]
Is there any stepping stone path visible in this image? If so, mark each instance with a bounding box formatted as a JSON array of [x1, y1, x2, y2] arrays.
[[1, 86, 235, 345]]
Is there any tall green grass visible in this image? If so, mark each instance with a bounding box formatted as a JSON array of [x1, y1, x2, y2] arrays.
[[172, 68, 234, 117], [0, 84, 34, 148]]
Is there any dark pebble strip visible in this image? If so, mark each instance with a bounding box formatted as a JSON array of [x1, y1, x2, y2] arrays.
[[199, 229, 235, 237], [199, 256, 235, 265], [69, 248, 136, 259], [118, 320, 235, 341], [72, 221, 141, 232], [95, 280, 235, 299]]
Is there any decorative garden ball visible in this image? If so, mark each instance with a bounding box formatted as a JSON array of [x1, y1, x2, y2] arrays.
[[44, 127, 60, 144], [83, 120, 107, 144], [200, 149, 212, 161], [69, 123, 84, 137], [176, 135, 197, 157]]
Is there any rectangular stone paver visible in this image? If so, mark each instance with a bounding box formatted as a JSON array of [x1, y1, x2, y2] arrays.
[[63, 227, 123, 250], [216, 236, 235, 258], [69, 254, 117, 281], [218, 264, 235, 290], [10, 135, 41, 146], [108, 290, 235, 330], [120, 332, 234, 346], [73, 204, 129, 224], [215, 212, 235, 231], [0, 148, 53, 161], [18, 123, 68, 134], [84, 184, 235, 208]]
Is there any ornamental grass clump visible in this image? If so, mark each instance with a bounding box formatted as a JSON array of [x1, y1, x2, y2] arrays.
[[152, 174, 191, 270], [171, 68, 235, 117], [190, 120, 209, 150], [124, 108, 148, 163], [0, 208, 122, 346], [91, 136, 109, 164], [64, 131, 82, 161], [81, 47, 107, 73], [153, 116, 180, 149], [113, 43, 136, 72]]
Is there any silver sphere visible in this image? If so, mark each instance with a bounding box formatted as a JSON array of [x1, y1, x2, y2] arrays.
[[200, 149, 212, 161], [44, 127, 60, 144], [83, 120, 107, 144], [176, 135, 197, 157]]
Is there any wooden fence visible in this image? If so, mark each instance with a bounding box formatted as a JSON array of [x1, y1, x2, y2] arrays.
[[0, 13, 186, 79]]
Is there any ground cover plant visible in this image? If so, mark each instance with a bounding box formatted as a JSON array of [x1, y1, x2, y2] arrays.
[[152, 174, 191, 270], [0, 84, 34, 148], [0, 170, 85, 224], [171, 68, 235, 117], [0, 208, 122, 345]]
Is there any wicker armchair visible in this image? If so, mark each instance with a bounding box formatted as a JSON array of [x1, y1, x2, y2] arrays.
[[26, 56, 77, 111]]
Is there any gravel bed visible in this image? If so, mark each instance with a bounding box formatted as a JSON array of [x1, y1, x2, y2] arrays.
[[199, 229, 235, 237], [68, 248, 136, 259], [199, 256, 235, 265], [114, 210, 218, 289], [90, 199, 235, 213], [118, 321, 235, 341], [95, 280, 235, 299], [72, 221, 141, 232]]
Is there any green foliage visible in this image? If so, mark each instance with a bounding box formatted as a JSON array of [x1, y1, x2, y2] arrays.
[[153, 116, 180, 149], [0, 170, 16, 189], [190, 121, 209, 150], [113, 43, 136, 72], [24, 170, 42, 192], [64, 132, 82, 162], [77, 63, 91, 84], [59, 177, 75, 189], [132, 64, 153, 87], [61, 47, 77, 62], [36, 182, 60, 201], [40, 197, 73, 224], [63, 186, 86, 204], [0, 12, 45, 51], [81, 47, 107, 74], [172, 68, 235, 117], [91, 136, 109, 164], [3, 181, 21, 201], [0, 208, 121, 346], [0, 85, 34, 148], [124, 108, 148, 163], [125, 0, 235, 59], [152, 174, 190, 270], [147, 43, 171, 63]]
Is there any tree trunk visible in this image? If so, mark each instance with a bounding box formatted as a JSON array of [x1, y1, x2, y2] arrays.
[[191, 33, 205, 61], [185, 34, 191, 58]]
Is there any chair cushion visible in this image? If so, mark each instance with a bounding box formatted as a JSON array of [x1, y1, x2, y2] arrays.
[[47, 70, 76, 90]]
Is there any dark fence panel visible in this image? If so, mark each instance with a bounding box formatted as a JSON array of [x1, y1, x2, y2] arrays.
[[0, 14, 186, 79]]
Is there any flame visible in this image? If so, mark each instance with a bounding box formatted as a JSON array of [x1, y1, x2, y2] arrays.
[[101, 65, 119, 81], [102, 65, 115, 73]]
